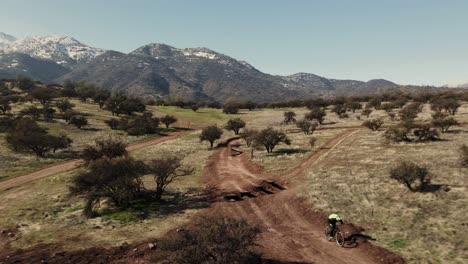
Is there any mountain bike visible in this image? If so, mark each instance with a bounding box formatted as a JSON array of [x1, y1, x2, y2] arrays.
[[324, 226, 345, 247]]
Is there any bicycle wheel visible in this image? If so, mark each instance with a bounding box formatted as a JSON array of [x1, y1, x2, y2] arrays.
[[335, 231, 345, 247]]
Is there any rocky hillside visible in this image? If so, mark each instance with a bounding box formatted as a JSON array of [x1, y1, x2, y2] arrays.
[[1, 32, 408, 102]]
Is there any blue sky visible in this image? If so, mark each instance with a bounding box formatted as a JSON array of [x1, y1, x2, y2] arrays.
[[1, 0, 467, 85]]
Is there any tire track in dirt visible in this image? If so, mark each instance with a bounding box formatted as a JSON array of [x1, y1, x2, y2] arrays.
[[204, 129, 405, 264], [0, 130, 190, 192]]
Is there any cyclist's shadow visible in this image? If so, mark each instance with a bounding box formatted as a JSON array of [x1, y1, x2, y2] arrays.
[[344, 233, 376, 248]]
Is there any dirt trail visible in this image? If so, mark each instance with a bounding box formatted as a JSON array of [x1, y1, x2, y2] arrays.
[[0, 131, 189, 192], [204, 129, 404, 264]]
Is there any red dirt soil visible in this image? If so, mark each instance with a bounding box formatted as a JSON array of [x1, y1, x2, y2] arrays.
[[0, 128, 405, 263], [0, 131, 189, 192], [203, 130, 404, 264]]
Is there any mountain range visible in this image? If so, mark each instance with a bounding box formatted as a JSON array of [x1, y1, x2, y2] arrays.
[[0, 32, 438, 102]]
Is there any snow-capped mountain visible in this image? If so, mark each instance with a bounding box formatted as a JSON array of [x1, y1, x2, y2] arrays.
[[0, 32, 17, 43], [0, 32, 105, 66]]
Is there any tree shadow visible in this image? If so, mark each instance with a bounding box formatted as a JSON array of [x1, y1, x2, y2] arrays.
[[418, 184, 449, 193], [120, 190, 212, 219], [80, 127, 100, 132], [268, 148, 309, 156]]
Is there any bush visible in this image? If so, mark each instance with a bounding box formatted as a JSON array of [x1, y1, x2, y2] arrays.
[[431, 98, 460, 115], [309, 137, 317, 148], [105, 118, 120, 130], [153, 217, 261, 264], [332, 104, 347, 116], [119, 112, 160, 135], [200, 126, 223, 149], [82, 136, 128, 163], [6, 118, 71, 157], [389, 161, 431, 191], [362, 108, 372, 118], [31, 87, 56, 105], [68, 115, 88, 129], [55, 99, 75, 113], [160, 115, 178, 128], [239, 128, 258, 147], [223, 102, 239, 114], [255, 127, 291, 153], [16, 76, 35, 90], [345, 101, 362, 113], [431, 113, 459, 133], [413, 123, 439, 141], [384, 127, 411, 142], [225, 118, 246, 135], [305, 108, 326, 124], [461, 145, 468, 167], [283, 111, 296, 124], [20, 106, 41, 120], [70, 157, 146, 217], [296, 119, 317, 135], [42, 106, 56, 122], [147, 157, 193, 200], [362, 119, 384, 131]]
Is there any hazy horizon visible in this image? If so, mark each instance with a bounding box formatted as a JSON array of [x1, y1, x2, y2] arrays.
[[2, 0, 468, 86]]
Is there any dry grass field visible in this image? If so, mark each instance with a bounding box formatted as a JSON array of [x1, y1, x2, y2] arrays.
[[1, 100, 467, 263], [302, 103, 468, 263]]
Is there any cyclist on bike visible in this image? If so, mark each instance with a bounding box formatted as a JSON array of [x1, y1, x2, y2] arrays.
[[327, 213, 344, 240]]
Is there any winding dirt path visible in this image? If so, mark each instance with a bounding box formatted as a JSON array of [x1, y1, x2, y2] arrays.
[[0, 131, 189, 192], [204, 129, 404, 264]]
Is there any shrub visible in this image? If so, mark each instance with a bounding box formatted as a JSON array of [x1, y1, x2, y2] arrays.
[[399, 102, 421, 122], [82, 136, 128, 163], [154, 217, 261, 263], [389, 161, 431, 191], [283, 111, 296, 124], [160, 115, 178, 128], [431, 113, 459, 133], [6, 118, 71, 157], [345, 101, 362, 112], [413, 124, 439, 141], [105, 118, 120, 130], [384, 127, 411, 142], [200, 126, 223, 149], [305, 108, 326, 124], [92, 89, 111, 109], [461, 145, 468, 167], [338, 112, 349, 119], [42, 106, 56, 122], [255, 127, 291, 153], [55, 99, 75, 113], [388, 112, 397, 121], [225, 118, 246, 135], [332, 104, 347, 115], [70, 157, 146, 217], [31, 87, 56, 105], [362, 119, 384, 131], [309, 137, 317, 148], [362, 108, 372, 118], [296, 119, 317, 135], [147, 157, 193, 200], [368, 97, 382, 109], [20, 106, 41, 120], [68, 115, 88, 129], [223, 102, 239, 114], [119, 112, 160, 135], [431, 98, 460, 115], [16, 76, 35, 90], [239, 128, 258, 147]]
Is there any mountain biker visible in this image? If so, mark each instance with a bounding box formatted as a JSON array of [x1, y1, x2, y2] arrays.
[[327, 213, 343, 240]]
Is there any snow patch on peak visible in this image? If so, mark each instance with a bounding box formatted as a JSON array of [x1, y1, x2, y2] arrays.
[[0, 33, 105, 65], [0, 32, 17, 43], [182, 48, 218, 60]]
